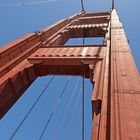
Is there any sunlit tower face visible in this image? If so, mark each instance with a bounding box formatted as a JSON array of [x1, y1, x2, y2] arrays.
[[0, 1, 140, 140]]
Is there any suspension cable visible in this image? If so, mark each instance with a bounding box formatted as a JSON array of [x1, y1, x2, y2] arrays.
[[38, 77, 71, 140], [53, 78, 80, 139], [66, 77, 84, 140], [65, 87, 82, 138], [82, 37, 85, 45], [112, 0, 115, 9], [82, 75, 85, 140], [80, 0, 85, 12], [82, 32, 85, 140], [9, 76, 55, 140]]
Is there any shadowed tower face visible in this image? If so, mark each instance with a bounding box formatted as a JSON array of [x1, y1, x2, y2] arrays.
[[0, 8, 140, 140]]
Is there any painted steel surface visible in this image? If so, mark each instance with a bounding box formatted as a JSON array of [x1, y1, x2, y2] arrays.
[[0, 9, 139, 140]]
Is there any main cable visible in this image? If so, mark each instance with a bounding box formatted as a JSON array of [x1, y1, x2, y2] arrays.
[[38, 77, 71, 140], [9, 76, 55, 140]]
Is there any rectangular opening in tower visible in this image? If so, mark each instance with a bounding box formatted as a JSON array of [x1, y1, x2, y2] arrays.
[[0, 75, 93, 140], [65, 37, 104, 46]]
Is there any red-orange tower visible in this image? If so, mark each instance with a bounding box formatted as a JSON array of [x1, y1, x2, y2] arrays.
[[0, 9, 140, 140]]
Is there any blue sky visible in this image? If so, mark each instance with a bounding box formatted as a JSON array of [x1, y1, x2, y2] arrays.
[[0, 0, 140, 140]]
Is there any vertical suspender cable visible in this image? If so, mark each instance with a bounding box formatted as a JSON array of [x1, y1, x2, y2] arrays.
[[65, 87, 82, 138], [82, 38, 85, 45], [82, 26, 85, 140], [53, 78, 80, 140], [38, 77, 71, 140], [112, 0, 115, 9], [80, 0, 85, 12], [82, 75, 85, 140], [9, 76, 55, 140]]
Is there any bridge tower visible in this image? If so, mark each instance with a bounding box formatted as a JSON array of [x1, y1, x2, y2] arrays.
[[0, 9, 140, 140]]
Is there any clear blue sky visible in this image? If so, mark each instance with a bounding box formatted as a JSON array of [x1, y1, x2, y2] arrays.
[[0, 0, 140, 140]]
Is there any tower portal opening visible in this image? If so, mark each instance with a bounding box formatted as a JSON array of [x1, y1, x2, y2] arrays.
[[0, 75, 93, 140]]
